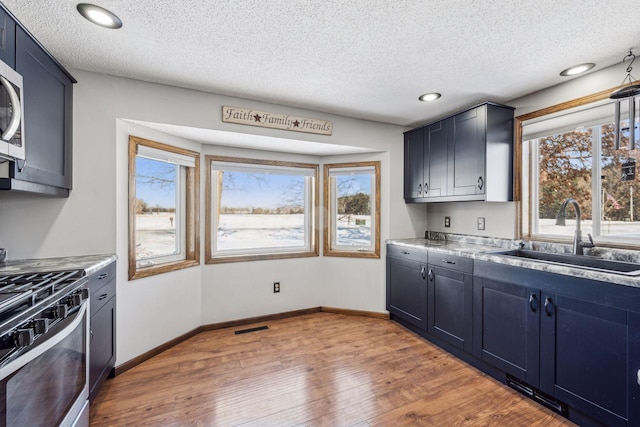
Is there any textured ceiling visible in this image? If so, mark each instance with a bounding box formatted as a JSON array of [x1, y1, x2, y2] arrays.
[[4, 0, 640, 129]]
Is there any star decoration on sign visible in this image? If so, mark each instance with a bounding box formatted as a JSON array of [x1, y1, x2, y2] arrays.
[[253, 114, 262, 123], [293, 120, 300, 127]]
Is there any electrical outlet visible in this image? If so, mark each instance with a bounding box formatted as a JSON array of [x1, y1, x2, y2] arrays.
[[444, 216, 451, 228], [273, 282, 280, 293], [477, 217, 486, 230]]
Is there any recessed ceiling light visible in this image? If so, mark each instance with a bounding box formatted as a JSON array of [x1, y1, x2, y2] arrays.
[[77, 3, 122, 29], [419, 92, 441, 102], [559, 63, 595, 77]]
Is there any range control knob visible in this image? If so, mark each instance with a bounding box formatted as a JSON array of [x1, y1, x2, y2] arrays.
[[13, 328, 35, 347], [50, 304, 69, 319], [31, 318, 50, 335]]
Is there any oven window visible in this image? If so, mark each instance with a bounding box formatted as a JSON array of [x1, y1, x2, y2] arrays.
[[4, 315, 86, 427]]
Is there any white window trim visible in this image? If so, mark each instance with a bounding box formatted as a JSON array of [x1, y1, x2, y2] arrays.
[[323, 161, 380, 259], [328, 166, 376, 252], [523, 103, 640, 246], [205, 155, 319, 263]]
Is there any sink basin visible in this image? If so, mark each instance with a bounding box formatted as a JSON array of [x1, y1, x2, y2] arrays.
[[487, 249, 640, 276]]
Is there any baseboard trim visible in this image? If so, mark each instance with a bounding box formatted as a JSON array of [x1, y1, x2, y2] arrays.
[[113, 306, 387, 376], [321, 306, 390, 319], [200, 307, 322, 332], [114, 326, 203, 377]]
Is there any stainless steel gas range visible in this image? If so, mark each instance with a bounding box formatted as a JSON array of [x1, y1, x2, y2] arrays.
[[0, 269, 89, 427]]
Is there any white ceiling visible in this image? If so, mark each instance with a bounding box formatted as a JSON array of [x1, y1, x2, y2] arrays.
[[4, 1, 640, 129]]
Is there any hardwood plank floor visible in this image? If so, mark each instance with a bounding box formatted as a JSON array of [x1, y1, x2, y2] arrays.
[[90, 313, 574, 426]]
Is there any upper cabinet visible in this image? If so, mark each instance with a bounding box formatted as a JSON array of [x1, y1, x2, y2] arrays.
[[404, 102, 514, 203], [0, 4, 75, 197]]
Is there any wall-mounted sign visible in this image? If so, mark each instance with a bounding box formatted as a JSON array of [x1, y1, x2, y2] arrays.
[[222, 106, 333, 136], [622, 158, 636, 181]]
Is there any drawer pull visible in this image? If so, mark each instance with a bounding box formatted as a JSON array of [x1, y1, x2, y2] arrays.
[[637, 369, 640, 386], [97, 294, 108, 301], [442, 260, 456, 265], [401, 251, 410, 255], [421, 266, 426, 280], [98, 273, 108, 280]]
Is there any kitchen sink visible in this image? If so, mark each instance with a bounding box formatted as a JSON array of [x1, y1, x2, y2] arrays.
[[487, 249, 640, 276]]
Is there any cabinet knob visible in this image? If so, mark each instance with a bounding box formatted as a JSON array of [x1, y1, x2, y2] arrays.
[[529, 294, 538, 312], [421, 266, 426, 280], [428, 269, 434, 281], [477, 176, 484, 190], [424, 182, 429, 195], [417, 183, 422, 195]]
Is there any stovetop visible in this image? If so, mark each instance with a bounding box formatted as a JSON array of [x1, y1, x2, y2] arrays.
[[0, 269, 85, 337]]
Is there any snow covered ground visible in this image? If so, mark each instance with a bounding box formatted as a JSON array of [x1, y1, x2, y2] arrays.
[[135, 213, 372, 258]]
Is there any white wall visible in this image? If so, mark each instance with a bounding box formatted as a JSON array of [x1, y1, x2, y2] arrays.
[[426, 61, 630, 238], [0, 70, 428, 364]]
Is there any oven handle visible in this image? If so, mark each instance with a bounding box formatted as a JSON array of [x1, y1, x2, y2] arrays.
[[0, 75, 21, 142], [0, 300, 87, 381]]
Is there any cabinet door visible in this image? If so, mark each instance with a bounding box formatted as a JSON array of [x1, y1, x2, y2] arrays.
[[424, 119, 448, 198], [540, 294, 630, 427], [387, 256, 427, 331], [404, 128, 424, 199], [14, 27, 73, 191], [0, 7, 15, 68], [449, 106, 486, 197], [473, 277, 540, 387], [427, 265, 472, 352], [89, 296, 116, 402]]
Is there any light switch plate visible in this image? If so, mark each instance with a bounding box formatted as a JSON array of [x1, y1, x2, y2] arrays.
[[477, 217, 485, 230]]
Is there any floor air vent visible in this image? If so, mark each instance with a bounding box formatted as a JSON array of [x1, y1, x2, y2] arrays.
[[235, 325, 269, 335]]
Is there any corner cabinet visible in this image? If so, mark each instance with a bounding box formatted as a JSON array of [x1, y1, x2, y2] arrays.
[[0, 4, 75, 197], [386, 245, 428, 331], [404, 102, 514, 203], [88, 261, 117, 402]]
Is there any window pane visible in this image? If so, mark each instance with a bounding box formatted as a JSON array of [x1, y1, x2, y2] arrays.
[[600, 121, 640, 237], [334, 174, 372, 248], [135, 156, 179, 260], [215, 170, 309, 252], [535, 129, 593, 236]]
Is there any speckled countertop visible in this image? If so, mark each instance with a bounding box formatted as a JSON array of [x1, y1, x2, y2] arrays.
[[0, 254, 116, 277], [388, 233, 640, 289]]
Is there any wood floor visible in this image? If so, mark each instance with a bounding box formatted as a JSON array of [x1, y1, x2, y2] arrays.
[[90, 313, 574, 426]]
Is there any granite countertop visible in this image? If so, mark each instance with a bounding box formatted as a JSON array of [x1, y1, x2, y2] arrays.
[[388, 235, 640, 289], [0, 254, 117, 277]]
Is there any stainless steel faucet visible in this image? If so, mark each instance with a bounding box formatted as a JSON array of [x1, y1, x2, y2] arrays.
[[555, 198, 595, 255]]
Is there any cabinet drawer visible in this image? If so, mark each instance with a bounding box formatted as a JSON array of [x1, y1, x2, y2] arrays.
[[90, 277, 115, 316], [87, 262, 116, 291], [387, 244, 428, 263], [428, 253, 473, 274]]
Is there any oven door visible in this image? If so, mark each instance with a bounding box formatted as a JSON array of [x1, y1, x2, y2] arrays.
[[0, 300, 89, 427]]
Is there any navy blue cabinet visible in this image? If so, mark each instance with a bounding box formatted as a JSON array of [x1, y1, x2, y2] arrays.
[[403, 102, 514, 203], [474, 260, 640, 427], [386, 245, 428, 331], [472, 276, 541, 387], [427, 254, 473, 353], [0, 3, 75, 197]]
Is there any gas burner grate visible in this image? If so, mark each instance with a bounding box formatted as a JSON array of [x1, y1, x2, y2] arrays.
[[0, 270, 84, 316]]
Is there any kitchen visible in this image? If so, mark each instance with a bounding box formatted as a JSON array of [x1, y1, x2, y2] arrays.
[[0, 1, 639, 426]]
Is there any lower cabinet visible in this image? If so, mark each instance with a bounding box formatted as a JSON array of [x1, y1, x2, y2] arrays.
[[88, 262, 117, 402], [427, 255, 473, 353], [386, 245, 428, 331], [473, 260, 640, 427]]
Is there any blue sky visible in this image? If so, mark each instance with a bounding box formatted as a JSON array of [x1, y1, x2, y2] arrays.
[[221, 172, 304, 209], [136, 157, 177, 209]]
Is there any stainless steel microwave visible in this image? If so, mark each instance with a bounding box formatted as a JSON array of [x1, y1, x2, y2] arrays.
[[0, 58, 24, 160]]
